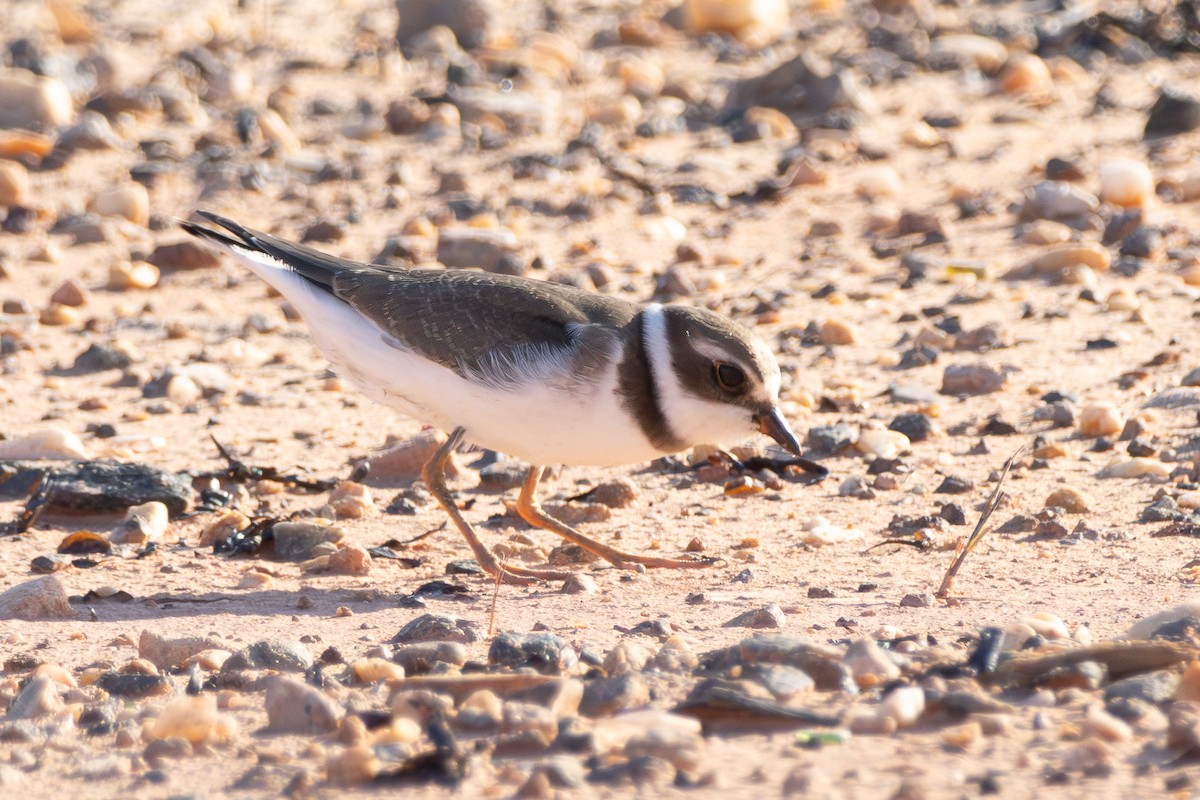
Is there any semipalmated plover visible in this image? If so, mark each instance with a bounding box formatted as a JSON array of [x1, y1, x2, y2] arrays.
[[184, 212, 803, 583]]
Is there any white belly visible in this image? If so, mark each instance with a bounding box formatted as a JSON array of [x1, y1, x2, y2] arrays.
[[251, 259, 664, 467]]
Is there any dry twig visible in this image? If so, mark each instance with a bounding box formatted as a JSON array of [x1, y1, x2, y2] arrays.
[[936, 446, 1025, 599]]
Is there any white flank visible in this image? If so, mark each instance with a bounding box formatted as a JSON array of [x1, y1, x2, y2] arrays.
[[641, 304, 757, 450], [221, 243, 663, 466]]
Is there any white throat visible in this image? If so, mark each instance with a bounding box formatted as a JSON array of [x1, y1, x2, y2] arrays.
[[640, 304, 757, 451]]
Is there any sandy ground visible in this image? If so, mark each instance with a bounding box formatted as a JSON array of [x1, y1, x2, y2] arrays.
[[4, 0, 1200, 797]]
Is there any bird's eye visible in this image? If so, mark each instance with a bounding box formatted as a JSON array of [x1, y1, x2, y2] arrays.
[[714, 362, 746, 391]]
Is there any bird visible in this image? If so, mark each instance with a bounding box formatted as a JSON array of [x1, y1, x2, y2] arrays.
[[183, 211, 806, 584]]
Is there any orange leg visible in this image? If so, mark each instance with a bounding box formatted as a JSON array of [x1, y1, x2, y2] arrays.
[[422, 428, 570, 585], [515, 466, 717, 572]]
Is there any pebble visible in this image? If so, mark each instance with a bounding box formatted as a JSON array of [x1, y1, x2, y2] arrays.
[[882, 685, 925, 728], [139, 630, 224, 670], [326, 481, 373, 519], [1098, 159, 1154, 208], [7, 675, 64, 720], [437, 227, 521, 273], [0, 428, 91, 460], [51, 280, 90, 310], [819, 318, 857, 345], [1100, 457, 1172, 479], [561, 573, 598, 595], [272, 521, 344, 561], [603, 641, 653, 674], [147, 240, 222, 271], [856, 429, 910, 460], [0, 71, 74, 129], [0, 576, 75, 620], [682, 0, 788, 44], [1021, 219, 1072, 245], [843, 638, 901, 688], [1078, 403, 1125, 437], [264, 676, 344, 733], [394, 0, 498, 49], [107, 260, 160, 290], [57, 112, 122, 151], [1144, 85, 1200, 138], [1023, 242, 1110, 276], [489, 632, 578, 674], [110, 501, 168, 545], [165, 374, 201, 405], [357, 429, 458, 483], [0, 161, 29, 206], [352, 657, 406, 683], [588, 477, 638, 508], [91, 184, 150, 226], [1022, 612, 1070, 640], [654, 636, 699, 673], [1027, 182, 1100, 221], [148, 695, 225, 744], [941, 364, 1007, 395], [724, 603, 786, 629], [580, 673, 650, 718], [1083, 705, 1133, 743], [221, 640, 314, 673], [998, 54, 1053, 96], [393, 614, 482, 644], [325, 543, 372, 575], [39, 303, 81, 326], [931, 34, 1009, 73], [197, 510, 251, 547], [1044, 487, 1092, 514], [390, 641, 468, 674]]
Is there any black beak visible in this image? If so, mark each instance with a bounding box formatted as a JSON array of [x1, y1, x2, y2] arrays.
[[755, 407, 802, 456]]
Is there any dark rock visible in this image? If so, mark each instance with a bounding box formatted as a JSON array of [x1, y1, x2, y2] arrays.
[[477, 460, 528, 490], [392, 614, 482, 644], [1104, 670, 1179, 705], [724, 604, 785, 629], [95, 671, 171, 698], [1144, 86, 1200, 138], [221, 640, 314, 673], [0, 460, 192, 516], [725, 52, 876, 120], [390, 642, 468, 674], [939, 503, 968, 526], [272, 521, 343, 561], [488, 632, 577, 674], [889, 413, 934, 443], [68, 343, 132, 374], [805, 423, 858, 455], [579, 673, 649, 718], [935, 475, 974, 494]]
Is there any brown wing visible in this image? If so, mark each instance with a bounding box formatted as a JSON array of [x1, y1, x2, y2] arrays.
[[332, 268, 637, 381]]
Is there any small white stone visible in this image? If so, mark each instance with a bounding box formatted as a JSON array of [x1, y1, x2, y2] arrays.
[[0, 71, 74, 128], [856, 428, 910, 460], [881, 685, 925, 728], [1084, 705, 1133, 742], [0, 428, 90, 460], [148, 695, 225, 744], [682, 0, 789, 44], [1104, 287, 1140, 311], [91, 184, 150, 227], [1098, 158, 1154, 209], [1078, 402, 1124, 437], [1099, 457, 1172, 479], [166, 374, 202, 405], [110, 501, 168, 545]]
